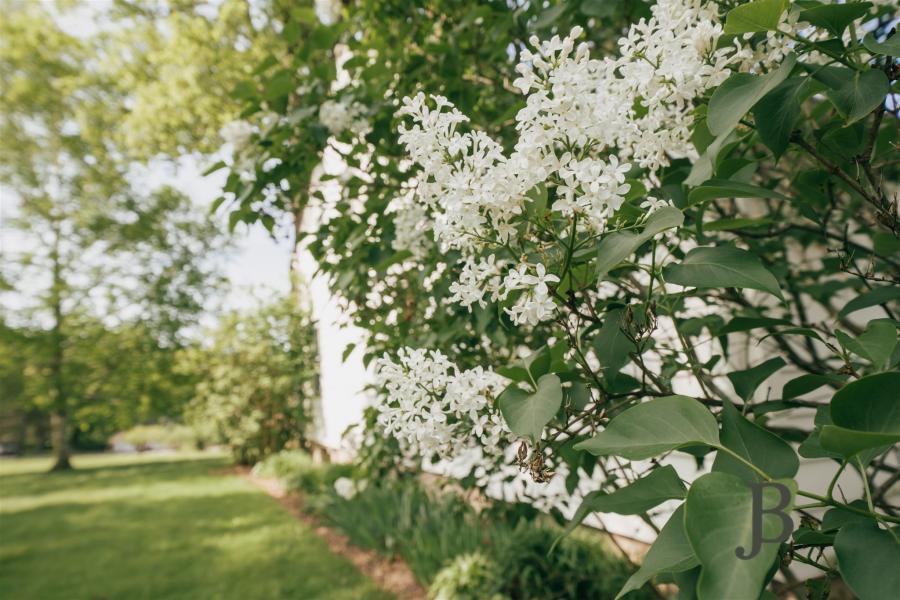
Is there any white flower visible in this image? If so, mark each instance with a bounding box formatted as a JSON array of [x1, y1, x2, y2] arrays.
[[314, 0, 341, 26], [393, 0, 803, 318], [333, 477, 357, 499], [373, 348, 512, 465], [319, 99, 370, 136], [220, 120, 254, 151]]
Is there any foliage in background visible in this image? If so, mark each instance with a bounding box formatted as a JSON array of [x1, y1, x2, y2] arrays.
[[184, 295, 319, 464], [0, 1, 226, 466], [217, 0, 900, 597], [428, 552, 507, 600], [252, 449, 353, 493], [304, 474, 655, 599], [101, 0, 290, 159], [116, 423, 200, 451]]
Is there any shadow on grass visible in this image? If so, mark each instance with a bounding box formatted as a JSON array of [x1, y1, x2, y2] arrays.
[[0, 456, 230, 499], [0, 455, 392, 600]]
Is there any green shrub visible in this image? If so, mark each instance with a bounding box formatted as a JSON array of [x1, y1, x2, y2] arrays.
[[313, 477, 657, 598], [313, 478, 487, 582], [252, 450, 353, 495], [494, 522, 655, 600], [428, 552, 507, 600], [116, 423, 198, 451]]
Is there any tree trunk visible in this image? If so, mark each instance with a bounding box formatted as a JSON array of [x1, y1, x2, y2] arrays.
[[49, 221, 72, 472], [49, 411, 71, 471]]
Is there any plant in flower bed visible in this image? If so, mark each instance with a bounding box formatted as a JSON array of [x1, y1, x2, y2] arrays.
[[252, 449, 354, 494], [310, 477, 656, 599], [217, 0, 900, 597]]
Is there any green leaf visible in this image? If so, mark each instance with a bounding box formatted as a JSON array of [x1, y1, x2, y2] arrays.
[[560, 466, 686, 546], [711, 402, 799, 482], [753, 76, 817, 158], [854, 319, 898, 369], [863, 32, 900, 56], [759, 327, 824, 343], [524, 183, 548, 218], [567, 381, 591, 411], [596, 207, 684, 279], [707, 54, 796, 136], [574, 396, 720, 460], [799, 406, 843, 460], [580, 0, 620, 18], [703, 217, 773, 232], [264, 69, 294, 101], [498, 374, 563, 442], [593, 308, 635, 382], [727, 358, 786, 402], [782, 374, 844, 400], [498, 345, 554, 383], [532, 2, 567, 29], [688, 179, 787, 206], [718, 316, 791, 335], [838, 286, 900, 318], [578, 466, 686, 516], [724, 0, 788, 33], [820, 372, 900, 457], [684, 129, 739, 186], [672, 568, 700, 600], [615, 505, 698, 599], [663, 246, 784, 300], [834, 522, 900, 600], [800, 3, 872, 38], [685, 472, 796, 600], [826, 69, 890, 124]]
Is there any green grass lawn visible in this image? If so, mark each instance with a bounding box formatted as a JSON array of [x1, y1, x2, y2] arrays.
[[0, 452, 393, 600]]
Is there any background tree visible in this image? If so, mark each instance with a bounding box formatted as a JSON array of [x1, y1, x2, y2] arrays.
[[100, 0, 288, 159], [183, 294, 319, 465], [0, 1, 225, 469]]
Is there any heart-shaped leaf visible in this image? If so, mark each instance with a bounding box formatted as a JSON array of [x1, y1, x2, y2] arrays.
[[724, 0, 788, 33], [863, 32, 900, 56], [688, 179, 787, 205], [820, 372, 900, 457], [711, 401, 799, 482], [498, 374, 562, 442], [825, 69, 890, 124], [799, 3, 872, 37], [558, 465, 686, 546], [753, 76, 819, 158], [596, 207, 684, 279], [685, 472, 796, 600], [834, 522, 900, 600], [663, 246, 784, 300], [707, 54, 796, 137], [727, 357, 786, 402], [574, 396, 720, 459]]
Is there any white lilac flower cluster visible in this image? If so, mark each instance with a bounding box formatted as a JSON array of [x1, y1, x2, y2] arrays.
[[395, 0, 792, 326], [373, 348, 512, 462], [319, 98, 370, 137], [220, 120, 254, 150], [389, 195, 433, 260], [314, 0, 342, 26], [449, 258, 560, 326]]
